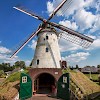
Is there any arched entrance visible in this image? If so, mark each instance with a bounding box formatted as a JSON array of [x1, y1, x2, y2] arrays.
[[34, 73, 56, 94]]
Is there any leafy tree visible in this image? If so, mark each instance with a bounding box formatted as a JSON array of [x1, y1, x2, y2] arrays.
[[0, 64, 3, 70], [97, 65, 100, 68], [1, 63, 11, 72], [0, 70, 4, 77], [0, 63, 14, 72], [14, 61, 26, 69], [76, 64, 79, 69]]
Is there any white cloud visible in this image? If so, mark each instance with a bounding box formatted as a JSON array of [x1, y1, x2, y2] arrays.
[[3, 55, 20, 65], [0, 44, 19, 65], [0, 54, 7, 59], [47, 1, 54, 14], [74, 8, 96, 31], [63, 52, 90, 63], [2, 55, 19, 65], [47, 0, 95, 16], [46, 0, 99, 33], [0, 42, 32, 66], [88, 37, 100, 50], [93, 38, 100, 47], [25, 60, 31, 66], [59, 34, 100, 52], [59, 38, 82, 52], [0, 46, 11, 53], [59, 20, 78, 30], [28, 39, 37, 50], [86, 34, 96, 40], [95, 1, 100, 13], [90, 14, 100, 33]]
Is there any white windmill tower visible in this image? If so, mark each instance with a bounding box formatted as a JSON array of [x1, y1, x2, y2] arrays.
[[32, 25, 61, 68], [11, 0, 94, 94]]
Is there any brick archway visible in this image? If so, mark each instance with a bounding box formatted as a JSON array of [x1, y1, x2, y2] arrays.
[[35, 73, 55, 93], [29, 68, 62, 92]]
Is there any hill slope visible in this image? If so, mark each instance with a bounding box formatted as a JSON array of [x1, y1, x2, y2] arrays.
[[69, 70, 100, 99]]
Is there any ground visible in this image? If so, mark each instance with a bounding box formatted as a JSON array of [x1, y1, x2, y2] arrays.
[[27, 94, 62, 100], [0, 70, 100, 99], [0, 81, 19, 100]]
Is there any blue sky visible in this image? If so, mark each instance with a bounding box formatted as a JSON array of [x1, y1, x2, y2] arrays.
[[0, 0, 100, 67]]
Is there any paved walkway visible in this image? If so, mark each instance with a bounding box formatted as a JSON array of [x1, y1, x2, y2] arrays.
[[29, 96, 61, 100], [27, 94, 62, 100]]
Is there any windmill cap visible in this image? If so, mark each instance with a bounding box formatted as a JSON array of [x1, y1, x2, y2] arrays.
[[37, 24, 59, 36]]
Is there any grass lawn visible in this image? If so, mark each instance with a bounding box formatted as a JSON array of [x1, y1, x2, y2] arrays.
[[84, 73, 99, 80], [2, 69, 28, 85], [0, 69, 29, 100]]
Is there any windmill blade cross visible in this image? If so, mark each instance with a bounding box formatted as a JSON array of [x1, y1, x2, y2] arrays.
[[14, 0, 67, 22], [10, 27, 42, 58], [11, 0, 94, 58], [13, 7, 94, 44], [13, 6, 93, 46]]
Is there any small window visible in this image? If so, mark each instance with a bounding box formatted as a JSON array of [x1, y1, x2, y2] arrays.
[[46, 47, 49, 52], [37, 59, 39, 65], [46, 36, 48, 40]]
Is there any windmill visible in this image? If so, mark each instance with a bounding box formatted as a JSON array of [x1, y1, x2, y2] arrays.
[[11, 0, 94, 92], [10, 0, 94, 94]]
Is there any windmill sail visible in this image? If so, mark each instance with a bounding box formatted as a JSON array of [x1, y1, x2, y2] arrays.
[[48, 22, 94, 48], [47, 0, 68, 21], [14, 0, 68, 21], [11, 0, 94, 58], [10, 27, 42, 58], [11, 0, 68, 58], [13, 7, 93, 48], [13, 6, 93, 43], [59, 31, 92, 48]]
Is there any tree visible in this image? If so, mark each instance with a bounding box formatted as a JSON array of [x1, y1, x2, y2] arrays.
[[76, 64, 79, 69], [0, 63, 13, 72], [14, 61, 26, 69], [0, 70, 4, 77], [97, 65, 100, 68], [0, 64, 3, 70], [20, 61, 26, 69]]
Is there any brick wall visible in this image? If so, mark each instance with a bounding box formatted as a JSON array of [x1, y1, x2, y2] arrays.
[[29, 68, 62, 91]]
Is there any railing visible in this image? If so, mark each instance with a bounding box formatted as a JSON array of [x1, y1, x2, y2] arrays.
[[70, 89, 79, 100]]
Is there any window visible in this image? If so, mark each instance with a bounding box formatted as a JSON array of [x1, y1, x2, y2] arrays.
[[46, 47, 49, 52], [46, 36, 48, 40], [37, 59, 39, 65]]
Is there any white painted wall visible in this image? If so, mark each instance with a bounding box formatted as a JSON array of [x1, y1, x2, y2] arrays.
[[32, 28, 61, 68]]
